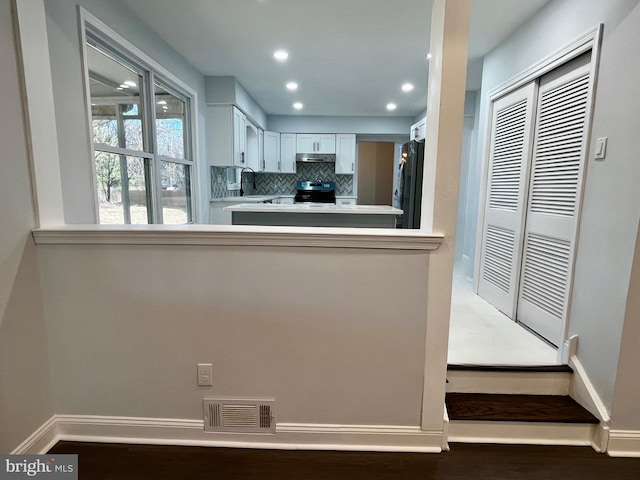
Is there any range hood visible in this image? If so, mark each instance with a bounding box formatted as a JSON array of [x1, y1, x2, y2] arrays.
[[296, 153, 336, 163]]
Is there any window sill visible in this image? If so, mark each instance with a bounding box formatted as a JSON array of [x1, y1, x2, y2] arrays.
[[32, 225, 444, 251]]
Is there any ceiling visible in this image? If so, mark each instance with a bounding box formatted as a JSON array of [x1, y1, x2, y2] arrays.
[[120, 0, 550, 117]]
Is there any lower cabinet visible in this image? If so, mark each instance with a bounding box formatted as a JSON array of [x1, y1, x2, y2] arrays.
[[210, 203, 232, 225]]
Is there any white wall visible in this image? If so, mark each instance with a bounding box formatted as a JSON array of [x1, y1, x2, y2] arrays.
[[475, 0, 640, 411], [0, 0, 53, 452], [268, 115, 413, 135], [39, 245, 428, 426], [44, 0, 208, 223]]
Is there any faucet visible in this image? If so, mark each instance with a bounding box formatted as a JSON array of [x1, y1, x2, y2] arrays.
[[239, 167, 256, 196]]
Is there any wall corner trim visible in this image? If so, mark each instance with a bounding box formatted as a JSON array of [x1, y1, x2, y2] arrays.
[[11, 416, 59, 455]]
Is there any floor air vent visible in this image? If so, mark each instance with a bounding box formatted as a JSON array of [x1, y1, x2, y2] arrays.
[[203, 398, 275, 433]]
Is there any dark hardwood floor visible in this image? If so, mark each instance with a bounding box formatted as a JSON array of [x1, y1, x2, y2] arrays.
[[49, 441, 640, 480]]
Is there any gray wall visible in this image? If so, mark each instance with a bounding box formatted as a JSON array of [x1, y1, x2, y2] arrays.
[[44, 0, 208, 223], [454, 91, 481, 280], [0, 0, 54, 453], [205, 76, 268, 129], [39, 245, 428, 426], [475, 0, 640, 411], [268, 115, 413, 135]]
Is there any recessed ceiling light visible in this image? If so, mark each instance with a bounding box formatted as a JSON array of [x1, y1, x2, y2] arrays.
[[116, 87, 123, 90], [402, 83, 414, 92], [286, 82, 298, 91], [119, 84, 130, 89], [157, 100, 167, 105], [293, 102, 303, 110], [386, 103, 397, 111], [426, 53, 432, 60], [123, 80, 137, 87], [273, 50, 289, 62]]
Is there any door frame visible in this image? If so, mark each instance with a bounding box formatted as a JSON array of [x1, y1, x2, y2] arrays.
[[473, 24, 603, 362]]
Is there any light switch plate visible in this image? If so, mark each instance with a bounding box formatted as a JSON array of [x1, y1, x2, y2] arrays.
[[595, 137, 608, 160]]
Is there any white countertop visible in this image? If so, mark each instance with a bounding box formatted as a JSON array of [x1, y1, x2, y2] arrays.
[[211, 195, 280, 203], [224, 203, 402, 215]]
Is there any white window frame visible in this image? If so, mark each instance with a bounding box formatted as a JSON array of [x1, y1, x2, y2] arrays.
[[79, 7, 199, 224]]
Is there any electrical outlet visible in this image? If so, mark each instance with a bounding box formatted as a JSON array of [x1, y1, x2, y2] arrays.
[[197, 363, 213, 386]]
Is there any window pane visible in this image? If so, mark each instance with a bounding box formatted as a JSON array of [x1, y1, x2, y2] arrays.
[[155, 84, 186, 160], [161, 161, 191, 224], [87, 42, 145, 152], [95, 152, 152, 224]]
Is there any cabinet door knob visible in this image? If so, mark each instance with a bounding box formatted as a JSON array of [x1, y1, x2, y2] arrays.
[[352, 162, 354, 172], [241, 152, 245, 164]]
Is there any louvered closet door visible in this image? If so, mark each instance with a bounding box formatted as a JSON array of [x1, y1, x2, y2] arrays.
[[478, 83, 537, 318], [517, 58, 592, 347]]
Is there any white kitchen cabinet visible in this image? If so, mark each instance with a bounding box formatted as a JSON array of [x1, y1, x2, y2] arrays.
[[263, 131, 280, 172], [210, 203, 232, 225], [207, 105, 247, 167], [234, 108, 247, 166], [280, 133, 297, 173], [296, 134, 336, 154], [245, 122, 260, 171], [410, 117, 426, 141], [335, 134, 356, 174], [257, 128, 264, 172]]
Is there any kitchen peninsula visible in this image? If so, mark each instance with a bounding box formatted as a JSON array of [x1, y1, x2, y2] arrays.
[[225, 203, 402, 228]]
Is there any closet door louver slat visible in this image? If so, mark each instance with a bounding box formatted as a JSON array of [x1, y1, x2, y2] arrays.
[[478, 83, 537, 317]]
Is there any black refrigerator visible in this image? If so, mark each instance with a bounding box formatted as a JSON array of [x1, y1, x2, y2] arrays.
[[395, 140, 425, 229]]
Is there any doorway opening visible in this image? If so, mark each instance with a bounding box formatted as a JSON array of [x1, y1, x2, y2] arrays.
[[356, 142, 395, 206], [448, 47, 597, 366]]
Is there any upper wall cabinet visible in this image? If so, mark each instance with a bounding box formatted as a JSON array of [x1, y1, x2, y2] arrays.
[[410, 117, 426, 142], [280, 133, 297, 173], [296, 134, 336, 154], [335, 134, 356, 174], [207, 105, 247, 167], [245, 122, 261, 172], [263, 131, 280, 173]]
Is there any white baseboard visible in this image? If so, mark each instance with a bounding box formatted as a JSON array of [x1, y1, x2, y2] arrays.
[[11, 416, 59, 454], [17, 415, 444, 454], [607, 430, 640, 457], [568, 352, 611, 452]]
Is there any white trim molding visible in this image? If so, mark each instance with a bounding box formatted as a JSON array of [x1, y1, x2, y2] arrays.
[[32, 225, 444, 251], [15, 415, 444, 454], [11, 416, 59, 455], [568, 349, 611, 453], [607, 430, 640, 458], [448, 420, 597, 447], [488, 24, 603, 102]]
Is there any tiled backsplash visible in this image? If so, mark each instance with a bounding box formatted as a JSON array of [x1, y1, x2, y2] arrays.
[[211, 163, 354, 198]]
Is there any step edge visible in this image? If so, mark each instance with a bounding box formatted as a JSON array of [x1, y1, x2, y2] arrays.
[[447, 364, 573, 373]]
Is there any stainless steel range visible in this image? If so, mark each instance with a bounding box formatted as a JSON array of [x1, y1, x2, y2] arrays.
[[294, 180, 336, 204]]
